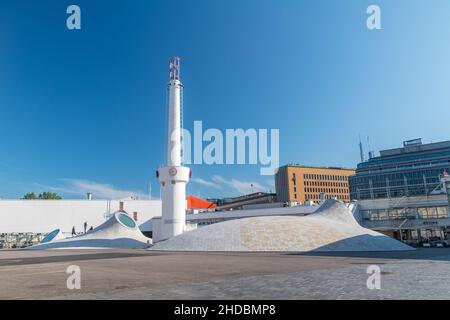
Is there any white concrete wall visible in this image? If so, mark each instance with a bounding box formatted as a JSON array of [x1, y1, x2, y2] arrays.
[[0, 200, 161, 234], [151, 217, 163, 243]]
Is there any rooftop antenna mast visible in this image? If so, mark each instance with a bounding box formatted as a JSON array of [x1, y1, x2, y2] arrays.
[[148, 182, 152, 200], [359, 134, 365, 163]]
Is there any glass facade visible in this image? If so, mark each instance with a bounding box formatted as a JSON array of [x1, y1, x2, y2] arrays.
[[361, 207, 449, 221], [349, 140, 450, 200]]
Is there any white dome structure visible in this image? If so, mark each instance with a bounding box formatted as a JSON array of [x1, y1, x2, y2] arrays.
[[29, 212, 151, 250], [151, 200, 413, 252]]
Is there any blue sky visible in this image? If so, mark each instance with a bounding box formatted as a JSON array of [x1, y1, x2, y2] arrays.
[[1, 0, 450, 199]]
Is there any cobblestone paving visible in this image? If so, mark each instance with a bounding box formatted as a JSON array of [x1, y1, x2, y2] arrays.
[[53, 258, 450, 299]]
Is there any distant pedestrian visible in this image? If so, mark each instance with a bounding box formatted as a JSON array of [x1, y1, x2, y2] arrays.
[[71, 226, 76, 237], [84, 221, 87, 233]]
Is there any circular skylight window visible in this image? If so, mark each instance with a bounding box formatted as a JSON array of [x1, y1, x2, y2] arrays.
[[41, 229, 60, 243], [117, 213, 136, 229]]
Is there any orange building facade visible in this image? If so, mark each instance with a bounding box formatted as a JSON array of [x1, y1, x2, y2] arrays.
[[275, 165, 355, 204]]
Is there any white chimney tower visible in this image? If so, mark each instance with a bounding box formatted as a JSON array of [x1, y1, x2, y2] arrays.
[[156, 57, 191, 240]]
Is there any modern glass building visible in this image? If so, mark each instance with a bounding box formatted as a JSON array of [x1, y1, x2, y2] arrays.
[[349, 139, 450, 200]]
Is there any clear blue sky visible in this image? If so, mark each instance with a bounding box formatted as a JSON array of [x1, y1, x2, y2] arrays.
[[1, 0, 450, 199]]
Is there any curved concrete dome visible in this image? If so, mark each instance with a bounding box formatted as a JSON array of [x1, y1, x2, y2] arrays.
[[151, 200, 413, 252], [29, 212, 151, 250]]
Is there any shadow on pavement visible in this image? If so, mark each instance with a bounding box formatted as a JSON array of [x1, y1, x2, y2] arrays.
[[284, 248, 450, 261], [0, 252, 165, 266]]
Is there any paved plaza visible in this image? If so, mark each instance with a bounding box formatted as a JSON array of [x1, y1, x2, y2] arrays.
[[1, 248, 450, 299]]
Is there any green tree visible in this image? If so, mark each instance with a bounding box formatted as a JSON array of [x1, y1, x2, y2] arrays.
[[23, 192, 38, 199], [23, 192, 62, 200], [38, 192, 62, 200]]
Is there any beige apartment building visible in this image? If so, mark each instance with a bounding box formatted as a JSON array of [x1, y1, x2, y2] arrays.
[[275, 165, 356, 203]]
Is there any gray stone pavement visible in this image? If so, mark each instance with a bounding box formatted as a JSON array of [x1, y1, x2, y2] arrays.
[[1, 248, 450, 299]]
